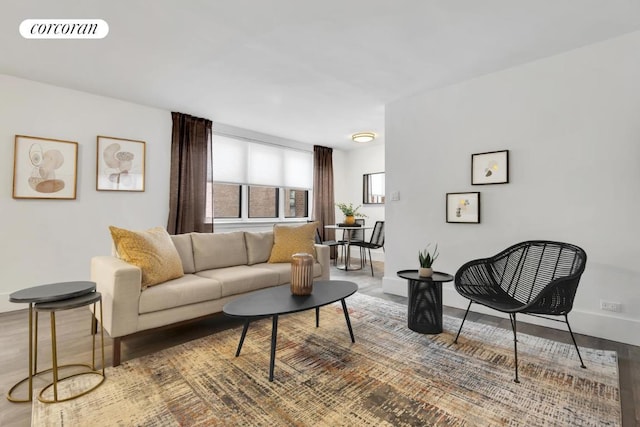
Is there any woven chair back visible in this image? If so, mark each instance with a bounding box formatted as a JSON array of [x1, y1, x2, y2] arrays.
[[490, 241, 586, 305], [369, 221, 385, 248]]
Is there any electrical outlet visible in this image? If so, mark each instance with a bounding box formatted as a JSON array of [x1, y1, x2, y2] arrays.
[[600, 300, 622, 312], [391, 191, 400, 201]]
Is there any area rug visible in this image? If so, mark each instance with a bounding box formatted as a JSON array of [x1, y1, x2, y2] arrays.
[[32, 293, 620, 426]]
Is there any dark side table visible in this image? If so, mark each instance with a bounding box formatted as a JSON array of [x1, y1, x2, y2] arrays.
[[7, 281, 98, 403], [397, 270, 454, 334]]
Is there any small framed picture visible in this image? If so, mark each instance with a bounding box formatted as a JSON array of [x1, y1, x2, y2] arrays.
[[97, 136, 146, 191], [472, 150, 509, 185], [446, 192, 480, 223], [12, 135, 78, 200]]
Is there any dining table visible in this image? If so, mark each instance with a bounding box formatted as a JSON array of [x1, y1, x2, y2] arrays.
[[324, 224, 373, 271]]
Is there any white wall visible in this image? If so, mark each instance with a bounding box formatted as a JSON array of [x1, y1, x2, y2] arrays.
[[383, 31, 640, 346], [0, 75, 171, 312], [333, 143, 385, 261]]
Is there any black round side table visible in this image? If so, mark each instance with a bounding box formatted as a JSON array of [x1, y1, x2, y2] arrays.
[[397, 270, 454, 334]]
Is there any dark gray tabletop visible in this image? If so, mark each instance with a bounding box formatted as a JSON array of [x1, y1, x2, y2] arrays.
[[223, 280, 358, 318], [9, 281, 96, 304], [397, 270, 454, 283], [34, 292, 101, 312]]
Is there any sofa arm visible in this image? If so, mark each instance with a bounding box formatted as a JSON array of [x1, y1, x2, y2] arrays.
[[314, 244, 330, 280], [90, 256, 142, 338]]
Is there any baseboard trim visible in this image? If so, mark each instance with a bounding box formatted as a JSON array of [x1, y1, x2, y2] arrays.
[[382, 275, 640, 347]]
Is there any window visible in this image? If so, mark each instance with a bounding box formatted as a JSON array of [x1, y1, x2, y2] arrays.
[[207, 133, 313, 223], [285, 188, 308, 218], [248, 186, 278, 218], [212, 183, 241, 218]]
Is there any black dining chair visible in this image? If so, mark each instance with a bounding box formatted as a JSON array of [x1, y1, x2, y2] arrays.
[[314, 227, 344, 265], [351, 221, 384, 276], [453, 240, 587, 383]]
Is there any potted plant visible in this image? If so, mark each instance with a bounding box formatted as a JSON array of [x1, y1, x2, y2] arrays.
[[335, 202, 367, 225], [418, 244, 439, 277]]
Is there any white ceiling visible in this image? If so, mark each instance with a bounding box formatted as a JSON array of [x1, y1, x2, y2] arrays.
[[2, 1, 640, 150]]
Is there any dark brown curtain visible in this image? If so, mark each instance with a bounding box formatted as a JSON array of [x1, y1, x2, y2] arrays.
[[312, 145, 336, 255], [167, 112, 213, 234]]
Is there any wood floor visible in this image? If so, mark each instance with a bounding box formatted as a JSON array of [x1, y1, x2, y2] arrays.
[[1, 261, 638, 426]]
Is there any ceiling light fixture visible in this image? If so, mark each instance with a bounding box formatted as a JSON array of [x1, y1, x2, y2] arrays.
[[352, 132, 376, 143]]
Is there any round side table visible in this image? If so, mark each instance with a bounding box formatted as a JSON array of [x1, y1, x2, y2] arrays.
[[7, 281, 96, 403], [397, 270, 454, 334], [34, 291, 105, 403]]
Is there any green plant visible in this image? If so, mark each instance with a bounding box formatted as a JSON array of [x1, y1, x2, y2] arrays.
[[335, 202, 367, 217], [418, 244, 439, 268]]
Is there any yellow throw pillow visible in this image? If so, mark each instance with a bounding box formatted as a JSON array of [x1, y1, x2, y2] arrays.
[[268, 222, 317, 263], [109, 226, 184, 289]]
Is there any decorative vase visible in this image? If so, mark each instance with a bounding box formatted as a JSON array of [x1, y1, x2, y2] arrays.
[[344, 215, 355, 225], [418, 267, 433, 277], [291, 253, 314, 295]]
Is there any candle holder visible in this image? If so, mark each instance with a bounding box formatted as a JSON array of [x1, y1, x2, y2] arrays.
[[291, 253, 314, 295]]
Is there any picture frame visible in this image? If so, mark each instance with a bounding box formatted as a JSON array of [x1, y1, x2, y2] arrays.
[[446, 192, 480, 223], [12, 135, 78, 200], [96, 136, 146, 191], [472, 150, 509, 185]]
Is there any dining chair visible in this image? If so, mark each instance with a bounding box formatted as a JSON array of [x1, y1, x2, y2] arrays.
[[351, 221, 384, 276], [314, 227, 344, 265]]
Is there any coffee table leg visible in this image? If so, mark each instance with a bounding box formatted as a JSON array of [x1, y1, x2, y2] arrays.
[[269, 315, 278, 382], [315, 307, 319, 327], [341, 299, 355, 343], [235, 320, 250, 357]]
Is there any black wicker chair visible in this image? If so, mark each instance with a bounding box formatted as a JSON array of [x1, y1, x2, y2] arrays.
[[453, 240, 587, 383], [314, 228, 344, 265], [351, 221, 385, 276]]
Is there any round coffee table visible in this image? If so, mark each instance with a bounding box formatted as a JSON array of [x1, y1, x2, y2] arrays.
[[224, 280, 358, 382], [397, 270, 454, 334]]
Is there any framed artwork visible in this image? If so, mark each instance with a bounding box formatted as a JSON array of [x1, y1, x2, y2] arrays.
[[96, 136, 146, 191], [12, 135, 78, 200], [472, 150, 509, 185], [446, 192, 480, 223]]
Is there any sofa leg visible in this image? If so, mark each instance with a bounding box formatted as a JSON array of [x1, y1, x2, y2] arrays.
[[112, 337, 121, 367]]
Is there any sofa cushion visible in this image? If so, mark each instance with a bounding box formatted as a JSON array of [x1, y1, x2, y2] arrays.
[[250, 262, 322, 285], [139, 274, 222, 314], [268, 222, 317, 263], [170, 233, 195, 274], [245, 231, 274, 265], [109, 226, 184, 289], [191, 231, 248, 271], [195, 265, 279, 298]]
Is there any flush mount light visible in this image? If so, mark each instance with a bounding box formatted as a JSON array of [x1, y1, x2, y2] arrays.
[[352, 132, 376, 143]]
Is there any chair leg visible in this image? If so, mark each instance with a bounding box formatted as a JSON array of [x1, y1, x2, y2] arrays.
[[510, 313, 520, 383], [368, 248, 374, 276], [565, 314, 586, 369], [454, 301, 472, 343]]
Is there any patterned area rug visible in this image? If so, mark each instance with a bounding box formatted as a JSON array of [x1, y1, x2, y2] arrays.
[[32, 293, 620, 426]]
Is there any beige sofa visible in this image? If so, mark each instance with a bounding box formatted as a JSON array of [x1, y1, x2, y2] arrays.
[[91, 230, 329, 366]]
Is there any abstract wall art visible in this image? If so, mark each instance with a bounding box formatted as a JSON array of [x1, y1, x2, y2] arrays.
[[446, 192, 480, 223], [12, 135, 78, 199], [97, 136, 146, 191], [472, 150, 509, 185]]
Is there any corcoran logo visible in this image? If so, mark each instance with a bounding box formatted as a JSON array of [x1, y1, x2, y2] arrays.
[[19, 19, 109, 39]]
